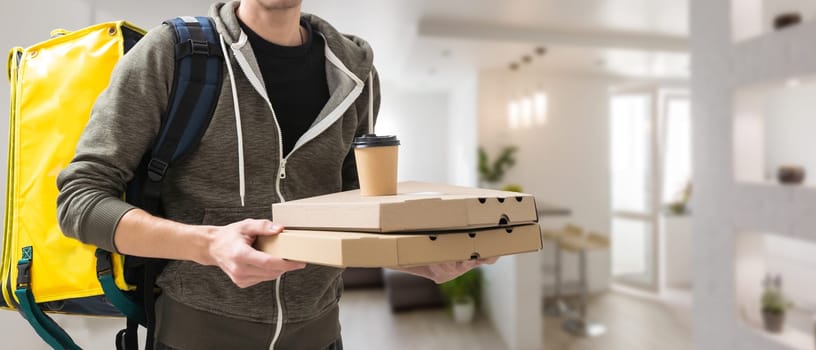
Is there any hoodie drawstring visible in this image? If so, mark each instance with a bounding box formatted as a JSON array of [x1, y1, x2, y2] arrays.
[[219, 34, 246, 207]]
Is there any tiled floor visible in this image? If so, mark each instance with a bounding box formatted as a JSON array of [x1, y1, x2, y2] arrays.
[[339, 289, 505, 350], [540, 292, 692, 350], [340, 289, 692, 350], [3, 287, 691, 349]]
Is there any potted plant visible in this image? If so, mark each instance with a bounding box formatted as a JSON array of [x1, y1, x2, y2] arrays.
[[501, 184, 523, 193], [761, 274, 791, 333], [666, 181, 693, 215], [478, 146, 518, 188], [440, 268, 483, 323]]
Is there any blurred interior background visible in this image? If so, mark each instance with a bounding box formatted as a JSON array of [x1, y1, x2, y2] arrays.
[[2, 0, 816, 349]]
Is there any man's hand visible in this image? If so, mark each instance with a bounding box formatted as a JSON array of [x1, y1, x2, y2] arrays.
[[394, 257, 499, 284], [205, 219, 306, 288], [112, 210, 304, 289]]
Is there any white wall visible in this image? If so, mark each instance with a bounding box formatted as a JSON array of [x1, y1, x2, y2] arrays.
[[377, 82, 451, 184], [478, 70, 616, 349], [764, 234, 816, 311], [732, 0, 816, 41], [479, 70, 613, 289], [733, 81, 816, 314], [661, 215, 693, 289], [735, 232, 816, 347], [736, 81, 816, 185], [481, 251, 542, 350], [446, 72, 479, 187], [479, 71, 612, 237], [762, 0, 816, 33], [732, 0, 764, 42], [764, 82, 816, 185], [733, 86, 767, 183], [693, 0, 816, 348]]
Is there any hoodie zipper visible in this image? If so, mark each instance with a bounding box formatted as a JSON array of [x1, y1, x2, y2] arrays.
[[267, 87, 288, 350], [226, 31, 365, 350], [222, 34, 288, 350], [270, 113, 286, 350], [278, 158, 287, 179], [271, 34, 365, 188]]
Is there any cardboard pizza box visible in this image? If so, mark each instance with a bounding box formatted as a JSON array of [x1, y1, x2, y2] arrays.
[[256, 224, 542, 268], [272, 182, 539, 233]]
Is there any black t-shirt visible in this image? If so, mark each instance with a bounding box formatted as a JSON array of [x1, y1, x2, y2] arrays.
[[238, 18, 330, 156]]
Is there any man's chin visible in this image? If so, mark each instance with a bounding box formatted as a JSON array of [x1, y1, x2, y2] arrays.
[[255, 0, 303, 11]]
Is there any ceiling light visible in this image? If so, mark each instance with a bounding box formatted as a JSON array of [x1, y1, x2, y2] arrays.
[[534, 91, 548, 126], [508, 101, 520, 129], [521, 98, 533, 128]]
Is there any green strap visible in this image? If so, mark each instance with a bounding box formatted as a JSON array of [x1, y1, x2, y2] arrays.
[[15, 287, 82, 350], [15, 247, 82, 350], [97, 273, 145, 326]]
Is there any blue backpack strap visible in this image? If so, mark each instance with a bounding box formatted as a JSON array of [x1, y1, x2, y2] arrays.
[[139, 16, 223, 214], [106, 16, 223, 350]]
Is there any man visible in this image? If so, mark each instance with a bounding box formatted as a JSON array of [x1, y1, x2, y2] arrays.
[[57, 1, 492, 349]]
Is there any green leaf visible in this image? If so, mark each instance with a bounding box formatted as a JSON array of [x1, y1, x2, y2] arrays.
[[477, 146, 518, 183], [440, 268, 483, 304]]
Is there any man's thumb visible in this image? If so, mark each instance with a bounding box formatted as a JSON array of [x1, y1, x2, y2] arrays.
[[248, 221, 285, 236]]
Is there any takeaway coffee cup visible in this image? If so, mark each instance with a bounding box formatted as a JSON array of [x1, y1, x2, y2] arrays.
[[353, 134, 400, 196]]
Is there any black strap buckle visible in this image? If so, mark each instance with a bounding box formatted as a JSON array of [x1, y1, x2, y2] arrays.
[[147, 158, 169, 182], [16, 261, 31, 289], [189, 39, 210, 55], [95, 249, 113, 277], [175, 39, 222, 59]]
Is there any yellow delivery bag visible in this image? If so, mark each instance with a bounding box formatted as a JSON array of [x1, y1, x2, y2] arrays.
[[3, 21, 145, 349]]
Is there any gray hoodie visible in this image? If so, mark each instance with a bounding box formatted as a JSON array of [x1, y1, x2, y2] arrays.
[[56, 2, 378, 348]]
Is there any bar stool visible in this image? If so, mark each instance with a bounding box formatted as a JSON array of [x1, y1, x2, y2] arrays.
[[542, 224, 584, 316], [560, 231, 610, 337]]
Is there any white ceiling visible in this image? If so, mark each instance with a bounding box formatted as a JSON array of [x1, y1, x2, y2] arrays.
[[303, 0, 690, 91], [414, 0, 687, 36], [88, 0, 691, 91]]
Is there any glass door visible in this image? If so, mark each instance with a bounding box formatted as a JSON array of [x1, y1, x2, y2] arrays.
[[610, 92, 657, 289], [661, 95, 691, 206], [610, 87, 691, 291]]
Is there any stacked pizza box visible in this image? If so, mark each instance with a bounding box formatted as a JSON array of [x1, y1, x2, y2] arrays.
[[257, 182, 542, 268]]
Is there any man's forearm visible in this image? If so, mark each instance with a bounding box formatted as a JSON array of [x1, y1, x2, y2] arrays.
[[114, 208, 215, 265]]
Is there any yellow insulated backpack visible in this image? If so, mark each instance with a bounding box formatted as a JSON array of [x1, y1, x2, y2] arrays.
[[3, 16, 223, 350]]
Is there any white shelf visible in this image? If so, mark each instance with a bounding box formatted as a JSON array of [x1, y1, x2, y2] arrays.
[[735, 231, 816, 350], [702, 1, 816, 349], [731, 20, 816, 88], [739, 319, 813, 350], [733, 183, 816, 243], [737, 297, 813, 350]]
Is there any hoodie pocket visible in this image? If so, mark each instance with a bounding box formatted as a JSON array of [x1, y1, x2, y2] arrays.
[[162, 206, 283, 323], [201, 206, 272, 226]]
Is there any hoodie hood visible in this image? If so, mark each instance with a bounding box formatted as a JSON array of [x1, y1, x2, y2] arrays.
[[210, 1, 374, 82], [209, 1, 377, 209]]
